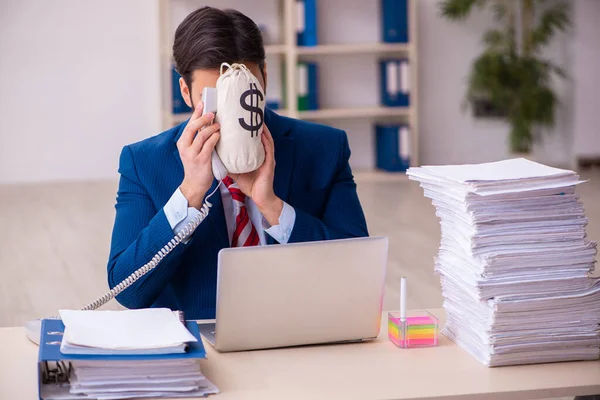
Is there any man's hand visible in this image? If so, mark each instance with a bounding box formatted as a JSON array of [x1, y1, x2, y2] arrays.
[[229, 125, 283, 226], [177, 101, 221, 209]]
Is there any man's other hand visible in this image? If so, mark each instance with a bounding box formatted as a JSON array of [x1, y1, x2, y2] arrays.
[[229, 125, 283, 225]]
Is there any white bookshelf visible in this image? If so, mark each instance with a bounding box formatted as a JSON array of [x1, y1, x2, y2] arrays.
[[159, 0, 419, 166], [299, 106, 409, 120], [296, 42, 410, 56], [265, 44, 288, 55]]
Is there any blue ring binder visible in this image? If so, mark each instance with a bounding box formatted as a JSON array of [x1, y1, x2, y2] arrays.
[[38, 318, 208, 399]]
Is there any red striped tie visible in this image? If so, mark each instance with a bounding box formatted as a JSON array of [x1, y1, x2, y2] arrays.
[[222, 176, 260, 247]]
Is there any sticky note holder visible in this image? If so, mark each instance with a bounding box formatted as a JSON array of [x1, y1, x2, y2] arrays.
[[388, 311, 439, 348]]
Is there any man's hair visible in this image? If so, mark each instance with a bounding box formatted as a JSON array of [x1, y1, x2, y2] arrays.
[[173, 7, 266, 90]]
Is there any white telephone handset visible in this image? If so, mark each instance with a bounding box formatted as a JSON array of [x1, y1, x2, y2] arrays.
[[202, 87, 228, 181]]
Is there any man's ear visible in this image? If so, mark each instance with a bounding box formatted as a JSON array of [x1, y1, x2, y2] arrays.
[[262, 61, 268, 93], [179, 77, 192, 108]]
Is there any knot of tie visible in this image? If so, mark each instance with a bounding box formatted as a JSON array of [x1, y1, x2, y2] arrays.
[[222, 176, 247, 202], [221, 176, 259, 247], [222, 176, 234, 187]]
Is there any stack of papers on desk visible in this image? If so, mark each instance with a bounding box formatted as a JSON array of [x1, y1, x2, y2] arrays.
[[408, 158, 600, 367], [41, 309, 218, 400], [59, 309, 197, 355], [68, 359, 218, 400]]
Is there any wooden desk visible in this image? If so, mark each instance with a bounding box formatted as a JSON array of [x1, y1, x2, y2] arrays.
[[1, 309, 599, 400]]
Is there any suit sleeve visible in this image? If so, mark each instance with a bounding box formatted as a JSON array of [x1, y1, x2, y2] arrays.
[[106, 146, 197, 309], [288, 132, 369, 243]]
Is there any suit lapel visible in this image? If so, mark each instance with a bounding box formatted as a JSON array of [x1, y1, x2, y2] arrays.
[[273, 138, 294, 203], [264, 109, 294, 246], [266, 109, 294, 203], [268, 135, 293, 247], [172, 121, 187, 171], [202, 178, 229, 248]]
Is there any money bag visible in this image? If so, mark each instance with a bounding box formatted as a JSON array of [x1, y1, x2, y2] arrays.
[[214, 62, 266, 174]]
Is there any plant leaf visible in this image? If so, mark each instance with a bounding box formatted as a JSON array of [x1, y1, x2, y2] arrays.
[[439, 0, 487, 20], [540, 60, 568, 79], [550, 64, 567, 79], [528, 1, 571, 51], [483, 29, 506, 48], [491, 1, 507, 21]]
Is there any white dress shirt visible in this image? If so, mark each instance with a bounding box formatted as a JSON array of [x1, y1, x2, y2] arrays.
[[164, 185, 295, 245]]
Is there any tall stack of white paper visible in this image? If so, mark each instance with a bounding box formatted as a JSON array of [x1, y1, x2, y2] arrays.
[[407, 158, 600, 367]]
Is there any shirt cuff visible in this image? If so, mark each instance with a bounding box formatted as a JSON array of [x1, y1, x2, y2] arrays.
[[263, 201, 296, 244], [164, 188, 201, 243]]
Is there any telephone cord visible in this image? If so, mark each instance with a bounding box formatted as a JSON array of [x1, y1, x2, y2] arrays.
[[81, 181, 223, 311]]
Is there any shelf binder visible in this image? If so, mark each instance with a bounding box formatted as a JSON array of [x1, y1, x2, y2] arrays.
[[266, 99, 281, 110], [38, 317, 209, 400], [381, 0, 409, 43], [379, 58, 410, 107], [296, 0, 318, 46], [297, 62, 319, 111], [376, 123, 410, 172]]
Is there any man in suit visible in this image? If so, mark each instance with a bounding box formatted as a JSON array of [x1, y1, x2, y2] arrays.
[[107, 6, 369, 319]]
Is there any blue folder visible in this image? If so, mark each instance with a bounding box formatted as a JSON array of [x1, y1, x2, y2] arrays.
[[376, 123, 411, 172], [38, 318, 206, 400], [297, 62, 319, 111], [381, 0, 409, 43], [266, 99, 281, 110], [379, 59, 410, 107], [297, 0, 318, 46], [307, 62, 319, 110]]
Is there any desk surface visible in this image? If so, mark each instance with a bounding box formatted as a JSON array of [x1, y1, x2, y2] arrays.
[[1, 309, 599, 400]]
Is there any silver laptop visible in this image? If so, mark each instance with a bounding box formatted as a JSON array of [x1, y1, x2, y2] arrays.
[[199, 236, 388, 352]]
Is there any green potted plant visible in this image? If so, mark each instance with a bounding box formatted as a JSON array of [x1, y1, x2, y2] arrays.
[[440, 0, 570, 154]]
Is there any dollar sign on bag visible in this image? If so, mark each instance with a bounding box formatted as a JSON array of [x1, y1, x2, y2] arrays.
[[239, 83, 264, 137]]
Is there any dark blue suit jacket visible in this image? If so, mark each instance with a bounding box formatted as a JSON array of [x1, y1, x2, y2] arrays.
[[107, 109, 369, 319]]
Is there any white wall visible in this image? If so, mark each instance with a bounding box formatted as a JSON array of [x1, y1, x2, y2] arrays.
[[572, 0, 600, 159], [0, 0, 162, 183], [417, 0, 574, 167]]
